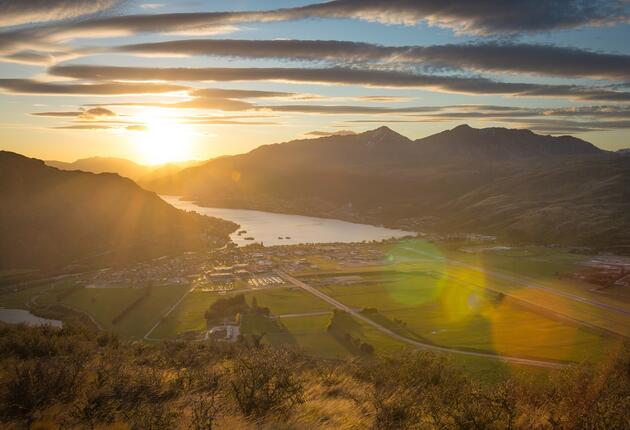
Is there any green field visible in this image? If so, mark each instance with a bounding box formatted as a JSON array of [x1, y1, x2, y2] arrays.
[[243, 287, 331, 315], [151, 286, 332, 339], [0, 284, 53, 308], [317, 273, 621, 362], [247, 312, 408, 359], [151, 289, 219, 338], [31, 284, 189, 339]]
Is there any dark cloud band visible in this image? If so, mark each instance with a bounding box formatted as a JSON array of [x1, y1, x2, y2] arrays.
[[0, 78, 187, 95], [48, 65, 630, 101], [113, 39, 630, 81]]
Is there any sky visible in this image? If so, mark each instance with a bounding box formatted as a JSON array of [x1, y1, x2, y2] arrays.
[[0, 0, 629, 164]]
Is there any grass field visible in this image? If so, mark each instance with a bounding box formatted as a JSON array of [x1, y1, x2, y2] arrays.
[[151, 286, 332, 339], [150, 289, 219, 339], [243, 287, 332, 315], [317, 274, 622, 362], [0, 284, 53, 308], [29, 284, 189, 339], [254, 312, 409, 359]]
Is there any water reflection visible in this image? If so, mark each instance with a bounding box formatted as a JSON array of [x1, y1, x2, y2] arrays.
[[0, 308, 62, 328], [161, 195, 414, 246]]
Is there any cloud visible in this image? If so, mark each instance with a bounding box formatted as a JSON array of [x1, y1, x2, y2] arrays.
[[32, 107, 117, 119], [404, 43, 630, 81], [501, 118, 630, 134], [113, 39, 630, 81], [49, 65, 630, 101], [139, 3, 164, 10], [52, 124, 116, 130], [180, 118, 277, 125], [357, 95, 412, 102], [289, 0, 629, 35], [126, 124, 147, 131], [32, 111, 81, 118], [79, 107, 116, 118], [1, 0, 627, 58], [1, 49, 83, 65], [0, 0, 122, 27], [260, 105, 442, 114], [0, 78, 188, 95], [166, 98, 255, 111], [341, 103, 630, 133], [306, 129, 357, 137], [190, 88, 295, 99], [82, 98, 255, 111], [343, 108, 630, 134]]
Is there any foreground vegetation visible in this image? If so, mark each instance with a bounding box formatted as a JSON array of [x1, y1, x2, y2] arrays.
[[1, 319, 628, 430]]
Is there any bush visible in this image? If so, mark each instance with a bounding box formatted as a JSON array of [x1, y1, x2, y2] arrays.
[[228, 347, 304, 419], [1, 356, 85, 422]]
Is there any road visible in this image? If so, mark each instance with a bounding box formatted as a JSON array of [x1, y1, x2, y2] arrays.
[[277, 271, 568, 369], [144, 287, 194, 340]]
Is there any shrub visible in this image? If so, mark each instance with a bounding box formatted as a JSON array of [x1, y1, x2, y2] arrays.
[[1, 357, 85, 422], [228, 347, 304, 419]]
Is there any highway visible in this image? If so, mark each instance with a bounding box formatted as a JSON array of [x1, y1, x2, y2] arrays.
[[277, 270, 568, 369]]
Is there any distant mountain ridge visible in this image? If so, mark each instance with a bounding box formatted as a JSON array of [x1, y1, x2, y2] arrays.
[[414, 124, 602, 160], [0, 151, 236, 270], [142, 125, 630, 250], [45, 157, 201, 181]]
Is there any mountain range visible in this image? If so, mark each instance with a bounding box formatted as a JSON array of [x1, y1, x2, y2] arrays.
[[143, 125, 630, 251], [0, 152, 236, 270], [45, 157, 201, 182]]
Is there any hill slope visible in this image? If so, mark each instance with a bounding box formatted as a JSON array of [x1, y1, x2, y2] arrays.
[[143, 125, 629, 250], [0, 152, 236, 270]]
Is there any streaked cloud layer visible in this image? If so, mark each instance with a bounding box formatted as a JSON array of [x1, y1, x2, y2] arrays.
[[0, 0, 122, 27], [0, 0, 629, 162]]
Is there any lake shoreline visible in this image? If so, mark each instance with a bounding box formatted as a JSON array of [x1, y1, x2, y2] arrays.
[[160, 195, 415, 247], [0, 307, 62, 328]]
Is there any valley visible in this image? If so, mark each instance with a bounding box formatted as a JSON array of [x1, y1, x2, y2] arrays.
[[4, 234, 627, 374]]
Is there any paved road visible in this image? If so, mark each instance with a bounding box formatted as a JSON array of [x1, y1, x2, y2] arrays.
[[403, 247, 630, 318], [277, 271, 567, 369]]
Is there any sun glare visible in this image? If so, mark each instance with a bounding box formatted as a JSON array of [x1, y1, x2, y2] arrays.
[[133, 114, 194, 165]]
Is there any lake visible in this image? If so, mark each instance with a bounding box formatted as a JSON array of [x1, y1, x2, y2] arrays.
[[0, 308, 62, 328], [161, 195, 414, 246]]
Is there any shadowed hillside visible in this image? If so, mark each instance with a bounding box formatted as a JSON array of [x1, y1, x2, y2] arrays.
[[0, 152, 237, 270], [143, 125, 630, 250]]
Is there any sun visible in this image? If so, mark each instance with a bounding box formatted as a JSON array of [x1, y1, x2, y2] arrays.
[[133, 113, 195, 165]]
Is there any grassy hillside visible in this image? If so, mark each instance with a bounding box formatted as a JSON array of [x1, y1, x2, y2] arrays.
[[0, 151, 237, 270], [0, 321, 627, 429]]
